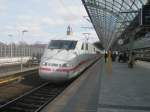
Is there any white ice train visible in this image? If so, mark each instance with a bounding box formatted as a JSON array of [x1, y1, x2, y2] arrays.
[[39, 37, 100, 82]]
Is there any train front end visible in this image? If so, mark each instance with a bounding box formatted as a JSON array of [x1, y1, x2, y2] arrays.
[[39, 39, 77, 83], [39, 59, 74, 82]]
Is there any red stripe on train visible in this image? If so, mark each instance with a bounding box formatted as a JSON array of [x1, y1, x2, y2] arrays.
[[39, 58, 93, 72], [40, 67, 51, 71]]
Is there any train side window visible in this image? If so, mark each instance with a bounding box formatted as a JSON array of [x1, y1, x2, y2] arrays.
[[86, 43, 88, 50], [81, 44, 84, 50]]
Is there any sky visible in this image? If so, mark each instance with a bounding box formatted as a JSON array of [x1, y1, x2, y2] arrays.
[[0, 0, 98, 44]]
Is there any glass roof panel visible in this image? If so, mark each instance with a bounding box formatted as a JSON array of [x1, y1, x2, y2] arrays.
[[82, 0, 148, 49]]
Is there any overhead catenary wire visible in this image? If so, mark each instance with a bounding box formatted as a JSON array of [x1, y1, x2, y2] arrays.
[[57, 0, 86, 22], [57, 0, 98, 43]]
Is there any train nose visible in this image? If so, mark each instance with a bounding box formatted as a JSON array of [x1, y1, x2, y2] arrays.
[[38, 59, 73, 82], [39, 67, 70, 82]]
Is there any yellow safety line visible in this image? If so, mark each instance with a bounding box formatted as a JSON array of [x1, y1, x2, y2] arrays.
[[0, 77, 19, 84], [107, 51, 112, 75]]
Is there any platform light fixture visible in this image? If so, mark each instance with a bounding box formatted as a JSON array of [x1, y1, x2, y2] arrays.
[[8, 34, 13, 57], [21, 30, 28, 72]]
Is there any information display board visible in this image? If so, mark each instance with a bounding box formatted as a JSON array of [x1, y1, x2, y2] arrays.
[[141, 5, 150, 26]]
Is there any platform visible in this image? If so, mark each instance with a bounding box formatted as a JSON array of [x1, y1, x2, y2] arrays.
[[0, 66, 38, 78], [42, 59, 150, 112]]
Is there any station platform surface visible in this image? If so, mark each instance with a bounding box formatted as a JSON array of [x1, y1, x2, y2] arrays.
[[42, 59, 150, 112]]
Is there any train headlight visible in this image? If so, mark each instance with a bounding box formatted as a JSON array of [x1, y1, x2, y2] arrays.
[[62, 63, 72, 67], [42, 62, 47, 66]]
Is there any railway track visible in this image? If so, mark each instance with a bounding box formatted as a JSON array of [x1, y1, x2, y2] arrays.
[[0, 57, 101, 112], [0, 82, 68, 112]]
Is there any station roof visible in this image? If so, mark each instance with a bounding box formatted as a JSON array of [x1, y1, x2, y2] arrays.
[[82, 0, 148, 49]]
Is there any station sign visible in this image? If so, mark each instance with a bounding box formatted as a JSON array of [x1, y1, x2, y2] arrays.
[[141, 5, 150, 26]]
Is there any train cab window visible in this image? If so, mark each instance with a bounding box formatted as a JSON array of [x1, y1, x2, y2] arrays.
[[48, 40, 77, 50]]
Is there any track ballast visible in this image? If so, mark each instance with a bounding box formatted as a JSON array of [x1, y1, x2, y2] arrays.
[[0, 82, 68, 112]]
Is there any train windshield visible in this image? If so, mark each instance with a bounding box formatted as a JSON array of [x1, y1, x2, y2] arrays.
[[48, 40, 77, 50]]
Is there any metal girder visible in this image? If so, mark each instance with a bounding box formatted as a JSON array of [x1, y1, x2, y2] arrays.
[[85, 2, 121, 19], [82, 0, 148, 49]]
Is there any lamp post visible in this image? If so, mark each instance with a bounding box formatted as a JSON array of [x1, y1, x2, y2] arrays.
[[21, 30, 28, 72], [8, 34, 13, 57], [4, 42, 7, 57]]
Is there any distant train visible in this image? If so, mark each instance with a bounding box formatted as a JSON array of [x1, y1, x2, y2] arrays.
[[121, 37, 150, 62], [134, 48, 150, 62], [39, 37, 100, 82]]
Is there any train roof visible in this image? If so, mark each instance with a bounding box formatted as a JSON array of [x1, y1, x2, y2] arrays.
[[50, 35, 87, 42]]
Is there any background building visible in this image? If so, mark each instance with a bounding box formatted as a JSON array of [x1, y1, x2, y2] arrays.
[[0, 42, 46, 58]]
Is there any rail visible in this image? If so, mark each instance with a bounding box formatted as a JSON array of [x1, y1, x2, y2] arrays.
[[0, 82, 68, 112]]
